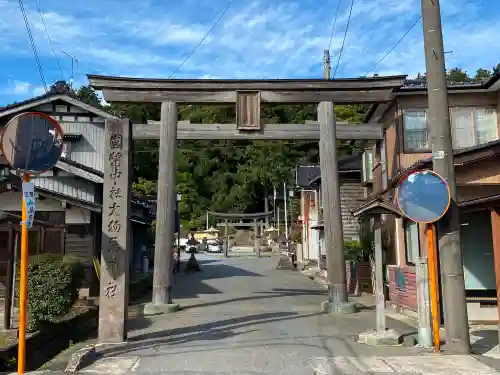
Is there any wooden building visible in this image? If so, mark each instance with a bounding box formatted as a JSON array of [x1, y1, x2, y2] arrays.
[[0, 85, 154, 299], [296, 155, 365, 268], [354, 72, 500, 321]]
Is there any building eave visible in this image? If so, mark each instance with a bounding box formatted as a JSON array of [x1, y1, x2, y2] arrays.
[[352, 197, 403, 218], [0, 93, 117, 121], [362, 73, 500, 123]]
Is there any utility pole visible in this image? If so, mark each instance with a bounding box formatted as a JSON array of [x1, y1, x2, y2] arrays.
[[324, 50, 331, 79], [421, 0, 470, 353], [264, 186, 269, 228], [283, 182, 288, 240], [273, 185, 277, 228]]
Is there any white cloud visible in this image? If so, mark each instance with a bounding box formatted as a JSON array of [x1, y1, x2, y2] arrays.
[[0, 0, 498, 105], [0, 80, 46, 99], [12, 80, 31, 94]]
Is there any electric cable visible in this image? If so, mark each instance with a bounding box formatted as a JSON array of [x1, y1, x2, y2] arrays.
[[35, 0, 65, 81], [365, 15, 422, 76], [18, 0, 47, 92], [332, 0, 355, 78], [168, 3, 232, 79]]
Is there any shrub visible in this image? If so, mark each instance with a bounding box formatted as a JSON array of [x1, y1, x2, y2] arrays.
[[16, 254, 85, 332], [343, 239, 364, 262], [344, 236, 374, 263], [291, 229, 302, 243]]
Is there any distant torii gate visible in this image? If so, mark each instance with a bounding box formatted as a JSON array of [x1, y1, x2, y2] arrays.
[[88, 74, 406, 343], [208, 211, 273, 257]]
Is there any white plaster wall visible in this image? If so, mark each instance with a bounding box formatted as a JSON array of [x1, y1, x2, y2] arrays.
[[309, 212, 319, 262], [0, 191, 62, 211], [65, 206, 91, 224]]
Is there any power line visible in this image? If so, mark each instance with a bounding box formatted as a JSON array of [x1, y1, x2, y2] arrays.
[[328, 0, 342, 51], [365, 15, 422, 76], [18, 0, 47, 92], [357, 13, 384, 59], [168, 3, 232, 79], [332, 0, 355, 78], [35, 0, 65, 81]]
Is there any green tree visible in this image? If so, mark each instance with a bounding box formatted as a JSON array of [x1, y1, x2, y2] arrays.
[[74, 85, 103, 108], [446, 67, 470, 83], [473, 68, 492, 82], [53, 66, 498, 227], [132, 177, 157, 196]]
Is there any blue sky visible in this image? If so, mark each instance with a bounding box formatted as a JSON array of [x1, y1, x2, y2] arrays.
[[1, 0, 499, 106]]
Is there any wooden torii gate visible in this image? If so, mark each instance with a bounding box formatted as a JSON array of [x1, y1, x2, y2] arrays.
[[88, 74, 406, 343], [208, 211, 274, 258]]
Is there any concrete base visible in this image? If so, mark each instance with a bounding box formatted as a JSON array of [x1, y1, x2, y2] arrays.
[[417, 327, 433, 348], [143, 302, 181, 316], [321, 300, 358, 314], [276, 256, 295, 270], [358, 328, 403, 346]]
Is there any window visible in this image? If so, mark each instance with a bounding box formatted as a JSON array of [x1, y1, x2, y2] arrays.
[[403, 110, 429, 151], [404, 220, 420, 265], [380, 137, 387, 190], [61, 143, 70, 158], [403, 107, 499, 151], [451, 107, 498, 149], [362, 150, 373, 183], [318, 185, 323, 209]]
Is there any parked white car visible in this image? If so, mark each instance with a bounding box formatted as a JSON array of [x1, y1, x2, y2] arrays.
[[206, 240, 223, 253], [176, 238, 188, 250]]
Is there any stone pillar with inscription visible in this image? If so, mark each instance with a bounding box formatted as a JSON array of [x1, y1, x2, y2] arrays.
[[98, 118, 132, 344]]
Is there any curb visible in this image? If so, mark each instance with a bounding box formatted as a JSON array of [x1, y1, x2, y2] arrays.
[[301, 268, 328, 290], [64, 346, 97, 373]]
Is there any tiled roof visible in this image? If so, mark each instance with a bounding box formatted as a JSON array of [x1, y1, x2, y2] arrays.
[[295, 154, 362, 187]]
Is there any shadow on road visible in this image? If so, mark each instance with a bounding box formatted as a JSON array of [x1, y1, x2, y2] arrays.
[[97, 311, 322, 358], [172, 262, 264, 300], [126, 261, 270, 331], [471, 329, 499, 355], [180, 287, 326, 310]]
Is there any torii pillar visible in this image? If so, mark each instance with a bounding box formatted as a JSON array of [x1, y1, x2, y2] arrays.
[[144, 101, 180, 315], [318, 102, 357, 314]]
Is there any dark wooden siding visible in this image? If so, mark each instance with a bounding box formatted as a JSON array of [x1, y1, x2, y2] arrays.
[[65, 225, 94, 287], [340, 177, 365, 239], [0, 229, 10, 286]]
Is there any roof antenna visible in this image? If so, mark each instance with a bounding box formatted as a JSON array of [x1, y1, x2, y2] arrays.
[[62, 51, 79, 87]]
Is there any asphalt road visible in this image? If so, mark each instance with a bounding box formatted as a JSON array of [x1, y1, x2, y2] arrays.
[[78, 256, 442, 375], [35, 257, 500, 374]]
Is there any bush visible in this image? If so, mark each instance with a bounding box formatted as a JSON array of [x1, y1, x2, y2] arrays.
[[16, 254, 85, 332], [343, 239, 364, 262], [291, 229, 302, 243], [344, 237, 374, 263]]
